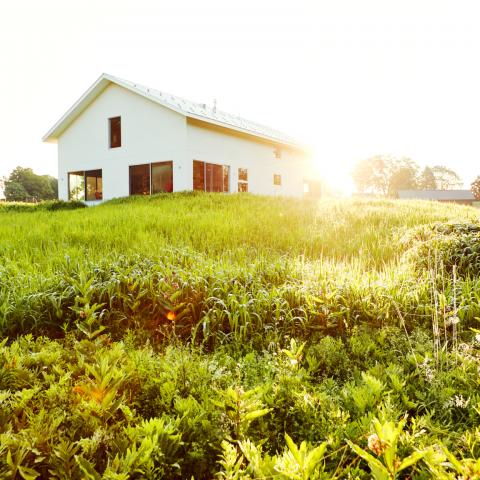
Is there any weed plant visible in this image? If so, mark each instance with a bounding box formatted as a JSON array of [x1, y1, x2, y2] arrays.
[[1, 194, 480, 478]]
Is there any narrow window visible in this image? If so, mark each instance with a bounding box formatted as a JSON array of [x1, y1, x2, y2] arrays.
[[193, 160, 205, 191], [151, 162, 173, 193], [68, 171, 85, 201], [223, 165, 230, 192], [274, 174, 282, 186], [109, 116, 121, 148], [238, 168, 248, 192], [85, 169, 103, 200], [129, 164, 150, 195]]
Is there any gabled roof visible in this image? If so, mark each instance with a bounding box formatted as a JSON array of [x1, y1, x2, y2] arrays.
[[43, 73, 303, 148], [398, 189, 475, 200]]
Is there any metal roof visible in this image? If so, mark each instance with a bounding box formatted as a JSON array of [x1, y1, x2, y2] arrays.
[[398, 189, 475, 200], [43, 73, 303, 148]]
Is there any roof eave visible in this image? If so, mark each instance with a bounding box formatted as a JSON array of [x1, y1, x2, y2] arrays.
[[185, 112, 306, 150], [42, 73, 188, 143], [42, 73, 113, 143]]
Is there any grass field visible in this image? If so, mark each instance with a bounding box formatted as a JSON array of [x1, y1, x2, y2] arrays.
[[1, 194, 480, 479]]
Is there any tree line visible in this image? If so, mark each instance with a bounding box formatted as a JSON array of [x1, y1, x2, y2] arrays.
[[352, 155, 463, 197], [0, 166, 58, 202]]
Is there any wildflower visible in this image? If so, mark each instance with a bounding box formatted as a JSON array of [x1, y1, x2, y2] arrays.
[[444, 394, 470, 409], [367, 434, 386, 456], [166, 311, 176, 321]]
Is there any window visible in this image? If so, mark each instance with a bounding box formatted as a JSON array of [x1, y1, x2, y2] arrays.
[[152, 162, 173, 193], [129, 162, 173, 195], [274, 174, 282, 186], [238, 168, 248, 192], [85, 170, 103, 200], [193, 160, 205, 191], [68, 170, 103, 201], [193, 161, 230, 192], [109, 116, 121, 148], [129, 164, 150, 195], [68, 171, 85, 201]]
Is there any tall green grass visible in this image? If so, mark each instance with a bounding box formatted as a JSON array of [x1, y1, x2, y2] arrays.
[[0, 193, 478, 342], [2, 194, 480, 478]]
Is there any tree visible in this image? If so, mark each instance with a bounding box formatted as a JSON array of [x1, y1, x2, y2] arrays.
[[4, 181, 29, 201], [352, 155, 392, 195], [418, 167, 437, 190], [352, 155, 420, 197], [430, 165, 462, 190], [387, 157, 419, 197], [4, 167, 58, 202], [471, 176, 480, 200]]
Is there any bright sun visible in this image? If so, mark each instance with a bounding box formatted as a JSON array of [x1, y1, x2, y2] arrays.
[[309, 150, 355, 196]]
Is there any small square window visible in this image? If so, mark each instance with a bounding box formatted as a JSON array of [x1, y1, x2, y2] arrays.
[[238, 168, 248, 182], [238, 182, 248, 192], [109, 117, 121, 148], [274, 174, 282, 186]]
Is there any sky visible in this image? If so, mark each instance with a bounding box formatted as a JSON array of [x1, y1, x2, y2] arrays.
[[1, 0, 480, 193]]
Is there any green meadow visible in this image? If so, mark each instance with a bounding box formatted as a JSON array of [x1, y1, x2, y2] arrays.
[[1, 193, 480, 479]]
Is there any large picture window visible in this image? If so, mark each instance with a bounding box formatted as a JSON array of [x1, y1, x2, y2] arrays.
[[69, 170, 102, 201], [129, 162, 173, 195], [193, 161, 230, 192]]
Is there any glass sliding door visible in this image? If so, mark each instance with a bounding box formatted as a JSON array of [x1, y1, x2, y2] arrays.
[[129, 164, 150, 195], [151, 161, 173, 193]]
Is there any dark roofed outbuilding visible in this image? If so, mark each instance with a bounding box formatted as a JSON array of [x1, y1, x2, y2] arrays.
[[398, 189, 475, 205]]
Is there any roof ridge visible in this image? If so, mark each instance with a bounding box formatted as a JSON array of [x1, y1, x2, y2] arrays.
[[104, 73, 300, 146]]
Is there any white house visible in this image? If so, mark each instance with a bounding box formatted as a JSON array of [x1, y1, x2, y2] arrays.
[[43, 73, 311, 203]]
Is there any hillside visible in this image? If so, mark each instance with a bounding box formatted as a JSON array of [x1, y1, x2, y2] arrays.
[[1, 194, 480, 479]]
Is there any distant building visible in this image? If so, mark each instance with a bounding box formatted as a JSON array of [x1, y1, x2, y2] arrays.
[[398, 189, 475, 205], [43, 73, 311, 203]]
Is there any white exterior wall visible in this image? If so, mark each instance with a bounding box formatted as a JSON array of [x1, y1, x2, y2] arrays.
[[186, 121, 307, 197], [57, 83, 308, 200], [58, 84, 188, 201]]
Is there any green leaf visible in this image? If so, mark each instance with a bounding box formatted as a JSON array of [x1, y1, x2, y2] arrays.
[[346, 440, 389, 477], [75, 456, 101, 480], [305, 443, 327, 477], [398, 449, 428, 472], [285, 434, 302, 465], [18, 466, 41, 480], [244, 408, 272, 421]]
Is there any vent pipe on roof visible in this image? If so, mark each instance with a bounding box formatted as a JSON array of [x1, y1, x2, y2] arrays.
[[213, 98, 217, 113]]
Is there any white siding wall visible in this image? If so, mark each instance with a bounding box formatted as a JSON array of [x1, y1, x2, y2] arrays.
[[186, 121, 307, 197], [57, 83, 308, 200], [58, 84, 188, 201]]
